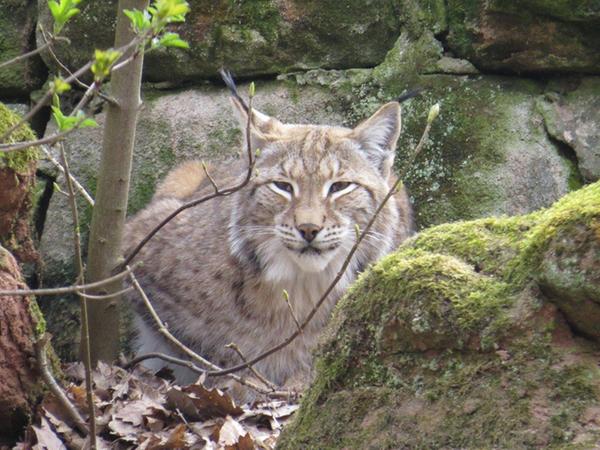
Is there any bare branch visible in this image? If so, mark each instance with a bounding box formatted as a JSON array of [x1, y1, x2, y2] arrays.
[[225, 343, 278, 391], [60, 144, 97, 446], [208, 111, 435, 377], [202, 161, 220, 193], [0, 264, 137, 297], [41, 145, 95, 206], [0, 36, 69, 70], [35, 335, 89, 436], [0, 128, 78, 153], [72, 81, 100, 117], [78, 286, 134, 300], [39, 26, 118, 106], [0, 61, 92, 144], [124, 351, 208, 373], [282, 290, 302, 335]]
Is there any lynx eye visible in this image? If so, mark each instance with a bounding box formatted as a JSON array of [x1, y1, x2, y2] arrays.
[[270, 180, 295, 198], [326, 181, 357, 199], [329, 181, 352, 194], [273, 181, 293, 193]]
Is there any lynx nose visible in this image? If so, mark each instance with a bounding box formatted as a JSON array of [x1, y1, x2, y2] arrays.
[[297, 223, 322, 243]]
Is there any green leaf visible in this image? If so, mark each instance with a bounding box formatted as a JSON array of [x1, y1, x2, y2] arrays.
[[48, 0, 82, 35], [124, 8, 152, 33], [76, 112, 98, 128], [48, 1, 60, 18], [51, 77, 71, 94], [151, 0, 190, 27], [80, 118, 98, 128], [158, 32, 189, 49], [51, 105, 78, 132], [51, 106, 97, 132], [91, 49, 123, 82]]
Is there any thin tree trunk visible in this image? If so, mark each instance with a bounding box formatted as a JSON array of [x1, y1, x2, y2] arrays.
[[85, 0, 148, 363]]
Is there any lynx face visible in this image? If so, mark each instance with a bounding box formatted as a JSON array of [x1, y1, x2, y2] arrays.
[[229, 102, 403, 281]]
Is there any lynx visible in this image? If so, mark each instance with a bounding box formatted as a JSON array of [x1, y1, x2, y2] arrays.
[[124, 94, 414, 399]]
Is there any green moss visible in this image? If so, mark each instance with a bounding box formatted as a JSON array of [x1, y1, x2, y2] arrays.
[[28, 296, 47, 338], [281, 181, 600, 449], [393, 76, 547, 228], [509, 181, 600, 285], [0, 103, 39, 172]]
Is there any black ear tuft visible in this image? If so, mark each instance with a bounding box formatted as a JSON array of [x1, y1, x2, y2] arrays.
[[219, 68, 248, 113], [396, 87, 424, 104]]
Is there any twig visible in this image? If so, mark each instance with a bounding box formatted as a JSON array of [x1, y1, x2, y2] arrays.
[[120, 70, 256, 269], [208, 106, 437, 377], [78, 286, 134, 300], [39, 25, 117, 106], [202, 161, 220, 193], [35, 335, 89, 436], [128, 269, 289, 397], [282, 290, 302, 334], [225, 343, 278, 391], [124, 351, 208, 373], [60, 144, 97, 448], [41, 145, 95, 206], [71, 81, 100, 117], [0, 264, 137, 297], [0, 115, 92, 153], [0, 36, 69, 70], [126, 352, 292, 400], [1, 31, 147, 145], [0, 61, 92, 144]]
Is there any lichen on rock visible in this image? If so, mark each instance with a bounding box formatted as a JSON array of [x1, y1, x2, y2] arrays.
[[279, 181, 600, 449]]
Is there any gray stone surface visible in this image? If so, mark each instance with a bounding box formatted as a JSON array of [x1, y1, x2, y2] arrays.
[[0, 0, 45, 97], [538, 77, 600, 182]]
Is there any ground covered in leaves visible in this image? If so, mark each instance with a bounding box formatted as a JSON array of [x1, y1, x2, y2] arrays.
[[16, 362, 298, 449]]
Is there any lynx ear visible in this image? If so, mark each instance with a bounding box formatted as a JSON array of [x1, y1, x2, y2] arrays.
[[230, 97, 284, 150], [352, 102, 401, 179]]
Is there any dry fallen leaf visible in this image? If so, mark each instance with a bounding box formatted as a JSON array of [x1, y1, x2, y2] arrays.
[[218, 416, 254, 449], [166, 384, 243, 421], [16, 361, 298, 450], [31, 416, 67, 450]]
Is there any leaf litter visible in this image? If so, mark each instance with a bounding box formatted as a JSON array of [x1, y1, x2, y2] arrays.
[[17, 362, 299, 449]]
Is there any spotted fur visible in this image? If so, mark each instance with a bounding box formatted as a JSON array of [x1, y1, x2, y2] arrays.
[[124, 99, 414, 400]]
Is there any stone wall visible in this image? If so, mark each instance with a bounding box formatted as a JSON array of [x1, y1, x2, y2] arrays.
[[0, 2, 598, 439]]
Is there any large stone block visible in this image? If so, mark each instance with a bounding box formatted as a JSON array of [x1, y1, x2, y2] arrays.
[[36, 0, 402, 83], [0, 0, 46, 97], [445, 0, 600, 74]]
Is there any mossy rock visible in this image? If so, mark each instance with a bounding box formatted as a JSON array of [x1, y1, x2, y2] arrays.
[[36, 0, 401, 84], [279, 181, 600, 449], [0, 0, 46, 97], [0, 102, 39, 263], [445, 0, 600, 74]]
